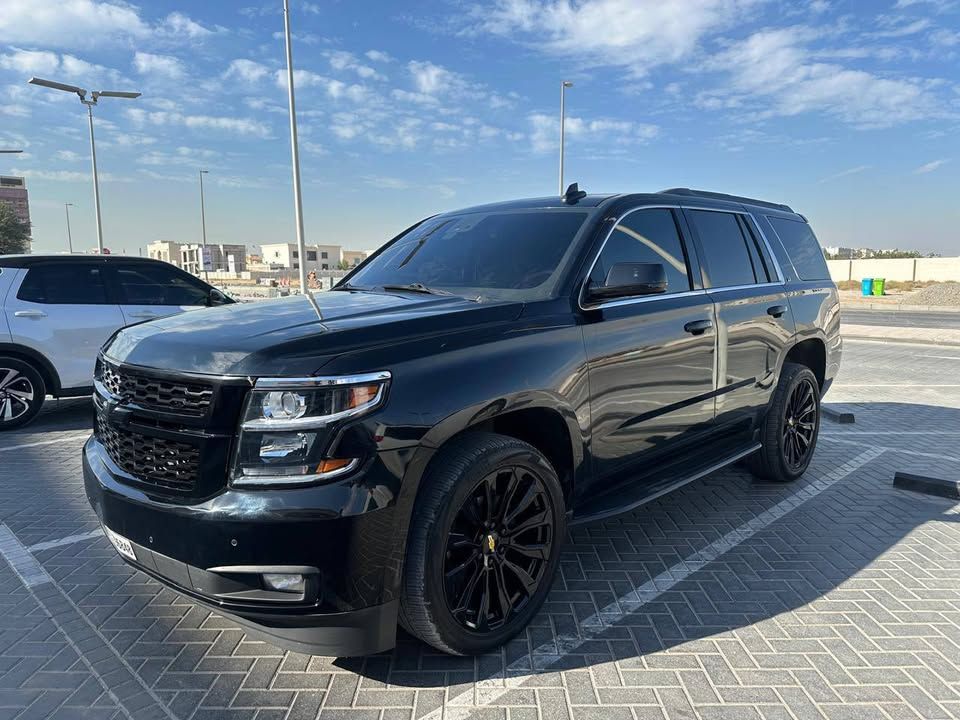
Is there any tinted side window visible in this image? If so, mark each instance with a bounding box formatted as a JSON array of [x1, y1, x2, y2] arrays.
[[687, 210, 757, 288], [115, 264, 210, 306], [767, 217, 830, 280], [589, 209, 691, 294], [17, 264, 109, 304]]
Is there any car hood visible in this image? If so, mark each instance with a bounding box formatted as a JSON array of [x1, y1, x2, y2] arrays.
[[103, 290, 523, 376]]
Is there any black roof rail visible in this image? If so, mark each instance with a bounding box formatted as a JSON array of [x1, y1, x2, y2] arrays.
[[658, 187, 794, 213]]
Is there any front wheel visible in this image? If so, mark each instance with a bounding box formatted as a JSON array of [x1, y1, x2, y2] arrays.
[[750, 362, 820, 482], [400, 432, 565, 655], [0, 358, 46, 431]]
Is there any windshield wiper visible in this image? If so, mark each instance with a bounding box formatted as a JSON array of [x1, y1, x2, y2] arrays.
[[330, 282, 368, 292], [381, 283, 480, 302]]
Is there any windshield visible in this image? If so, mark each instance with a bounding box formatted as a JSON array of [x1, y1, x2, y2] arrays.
[[345, 210, 589, 302]]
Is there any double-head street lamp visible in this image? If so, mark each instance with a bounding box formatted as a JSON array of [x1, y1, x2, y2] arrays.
[[0, 150, 23, 154], [559, 80, 573, 197], [28, 77, 140, 254]]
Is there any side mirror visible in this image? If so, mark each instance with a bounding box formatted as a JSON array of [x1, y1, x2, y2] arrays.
[[587, 262, 667, 302], [206, 288, 230, 306]]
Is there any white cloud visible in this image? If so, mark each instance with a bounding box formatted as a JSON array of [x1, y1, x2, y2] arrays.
[[474, 0, 757, 74], [0, 2, 215, 49], [224, 59, 271, 83], [11, 167, 129, 182], [126, 108, 271, 137], [55, 150, 82, 162], [702, 27, 943, 127], [409, 61, 453, 94], [914, 158, 949, 174], [818, 165, 872, 183], [0, 49, 60, 75], [133, 52, 185, 79], [158, 11, 217, 39], [327, 51, 386, 80], [365, 50, 394, 63], [1, 49, 130, 91], [528, 112, 659, 152], [0, 0, 147, 48]]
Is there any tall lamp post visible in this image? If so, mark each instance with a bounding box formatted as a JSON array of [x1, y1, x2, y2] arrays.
[[28, 77, 140, 254], [64, 203, 74, 254], [282, 0, 309, 295], [198, 169, 209, 281], [559, 80, 573, 196]]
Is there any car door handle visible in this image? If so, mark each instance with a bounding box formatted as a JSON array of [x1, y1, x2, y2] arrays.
[[767, 305, 788, 318], [130, 311, 160, 319], [14, 310, 47, 318], [684, 319, 713, 335]]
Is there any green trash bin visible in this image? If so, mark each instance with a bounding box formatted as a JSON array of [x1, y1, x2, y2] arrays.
[[872, 278, 886, 296]]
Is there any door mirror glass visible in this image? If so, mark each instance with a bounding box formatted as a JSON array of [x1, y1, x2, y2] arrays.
[[588, 262, 667, 301], [206, 288, 230, 306]]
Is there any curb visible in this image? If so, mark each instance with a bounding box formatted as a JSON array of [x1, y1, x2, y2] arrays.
[[844, 333, 960, 348]]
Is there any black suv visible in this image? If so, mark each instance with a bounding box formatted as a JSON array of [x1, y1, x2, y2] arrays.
[[84, 187, 841, 657]]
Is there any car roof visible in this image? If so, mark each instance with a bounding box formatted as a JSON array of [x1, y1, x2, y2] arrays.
[[437, 189, 803, 221], [0, 254, 167, 269], [441, 194, 618, 215]]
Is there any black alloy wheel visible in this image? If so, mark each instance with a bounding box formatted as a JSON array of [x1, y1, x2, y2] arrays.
[[782, 377, 817, 469], [443, 465, 554, 633], [400, 432, 565, 655], [749, 362, 820, 483]]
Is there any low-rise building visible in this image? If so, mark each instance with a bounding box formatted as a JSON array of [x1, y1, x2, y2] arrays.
[[0, 176, 30, 229], [261, 243, 344, 272], [342, 249, 369, 268], [146, 241, 247, 274]]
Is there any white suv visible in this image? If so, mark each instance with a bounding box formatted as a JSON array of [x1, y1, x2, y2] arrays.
[[0, 255, 231, 430]]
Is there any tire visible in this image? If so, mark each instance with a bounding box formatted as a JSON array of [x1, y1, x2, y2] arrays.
[[0, 357, 46, 431], [400, 432, 566, 655], [749, 362, 820, 482]]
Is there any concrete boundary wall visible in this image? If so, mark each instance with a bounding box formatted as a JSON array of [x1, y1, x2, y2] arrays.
[[827, 257, 960, 282]]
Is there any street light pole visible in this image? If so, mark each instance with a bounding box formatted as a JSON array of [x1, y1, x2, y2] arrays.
[[86, 104, 104, 253], [199, 169, 209, 281], [64, 203, 74, 254], [559, 80, 573, 197], [282, 0, 309, 296], [28, 78, 140, 254]]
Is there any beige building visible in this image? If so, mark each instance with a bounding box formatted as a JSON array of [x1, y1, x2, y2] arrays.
[[342, 250, 369, 268], [146, 241, 247, 274], [261, 243, 344, 272]]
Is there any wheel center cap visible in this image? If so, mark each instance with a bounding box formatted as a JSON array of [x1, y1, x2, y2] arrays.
[[485, 534, 497, 553], [788, 417, 795, 427]]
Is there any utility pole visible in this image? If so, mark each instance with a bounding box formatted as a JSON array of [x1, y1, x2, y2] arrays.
[[199, 169, 209, 281]]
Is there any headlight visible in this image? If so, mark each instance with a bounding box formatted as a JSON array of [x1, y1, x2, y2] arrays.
[[230, 371, 390, 487]]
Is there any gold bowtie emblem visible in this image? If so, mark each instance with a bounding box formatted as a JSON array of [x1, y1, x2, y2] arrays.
[[486, 535, 496, 552]]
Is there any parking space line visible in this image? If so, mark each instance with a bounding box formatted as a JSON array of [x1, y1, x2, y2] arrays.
[[0, 522, 178, 720], [0, 431, 91, 453], [820, 435, 960, 462], [28, 528, 104, 552], [426, 448, 885, 720], [0, 524, 52, 587]]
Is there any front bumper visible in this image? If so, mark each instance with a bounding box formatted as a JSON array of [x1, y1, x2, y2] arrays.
[[83, 437, 400, 656]]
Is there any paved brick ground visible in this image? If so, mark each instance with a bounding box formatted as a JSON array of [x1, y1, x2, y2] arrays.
[[1, 338, 960, 719]]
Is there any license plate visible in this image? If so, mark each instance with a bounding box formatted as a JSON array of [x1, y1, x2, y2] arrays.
[[104, 526, 136, 561]]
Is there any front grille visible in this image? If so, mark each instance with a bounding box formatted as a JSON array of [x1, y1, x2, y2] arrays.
[[99, 362, 213, 416], [95, 414, 201, 493]]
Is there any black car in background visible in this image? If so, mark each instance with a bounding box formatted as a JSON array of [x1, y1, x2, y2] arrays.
[[84, 187, 842, 656]]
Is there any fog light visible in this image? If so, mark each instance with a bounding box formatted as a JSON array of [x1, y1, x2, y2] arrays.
[[262, 573, 305, 594]]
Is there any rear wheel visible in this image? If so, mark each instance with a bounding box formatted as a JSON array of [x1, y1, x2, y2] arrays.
[[400, 432, 565, 655], [0, 358, 46, 431], [750, 362, 820, 482]]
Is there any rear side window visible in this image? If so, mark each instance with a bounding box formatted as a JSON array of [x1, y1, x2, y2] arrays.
[[687, 210, 757, 288], [17, 264, 110, 304], [114, 264, 211, 306], [589, 208, 691, 295], [767, 217, 830, 280]]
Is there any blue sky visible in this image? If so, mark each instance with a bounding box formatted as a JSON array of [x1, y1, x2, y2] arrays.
[[1, 0, 959, 256]]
